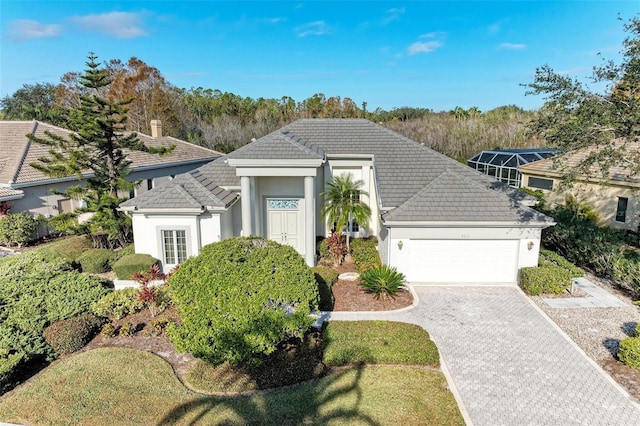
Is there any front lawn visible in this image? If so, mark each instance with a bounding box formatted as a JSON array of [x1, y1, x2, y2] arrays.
[[0, 321, 464, 425]]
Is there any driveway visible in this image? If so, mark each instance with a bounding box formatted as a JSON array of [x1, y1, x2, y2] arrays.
[[325, 285, 640, 425]]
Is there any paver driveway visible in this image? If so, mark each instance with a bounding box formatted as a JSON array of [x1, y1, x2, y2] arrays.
[[326, 285, 640, 426]]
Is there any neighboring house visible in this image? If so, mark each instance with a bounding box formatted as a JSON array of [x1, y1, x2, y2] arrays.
[[467, 148, 560, 188], [519, 142, 640, 232], [0, 120, 221, 220], [120, 119, 553, 284]]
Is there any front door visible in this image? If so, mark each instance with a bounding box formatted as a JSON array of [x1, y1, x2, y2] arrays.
[[267, 199, 301, 253]]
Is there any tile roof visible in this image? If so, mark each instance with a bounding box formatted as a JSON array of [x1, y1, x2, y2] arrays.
[[0, 120, 221, 186], [383, 169, 551, 224], [0, 187, 24, 200], [127, 119, 547, 224], [518, 140, 640, 185], [120, 168, 237, 210]]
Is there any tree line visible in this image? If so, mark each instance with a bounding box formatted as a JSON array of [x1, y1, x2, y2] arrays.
[[0, 56, 540, 159]]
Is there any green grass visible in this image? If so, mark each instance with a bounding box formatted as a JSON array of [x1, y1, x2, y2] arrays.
[[323, 320, 440, 366], [0, 347, 463, 425]]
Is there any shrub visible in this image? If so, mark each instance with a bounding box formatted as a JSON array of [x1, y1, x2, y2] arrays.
[[618, 337, 640, 370], [359, 264, 406, 299], [0, 351, 26, 394], [90, 287, 144, 320], [324, 232, 346, 266], [77, 249, 116, 273], [146, 317, 172, 337], [113, 244, 135, 260], [42, 235, 94, 264], [350, 237, 381, 272], [0, 213, 40, 247], [112, 253, 160, 280], [168, 237, 319, 366], [519, 265, 572, 296], [317, 238, 331, 260], [314, 266, 339, 311], [47, 212, 81, 236], [119, 321, 134, 337], [539, 250, 584, 277], [43, 313, 105, 356], [100, 322, 116, 338]]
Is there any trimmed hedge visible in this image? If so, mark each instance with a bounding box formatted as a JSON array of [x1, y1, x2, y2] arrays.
[[313, 266, 339, 311], [78, 249, 116, 273], [0, 351, 25, 394], [44, 313, 105, 356], [520, 251, 583, 296], [168, 237, 319, 366], [350, 237, 381, 272], [112, 253, 160, 279]]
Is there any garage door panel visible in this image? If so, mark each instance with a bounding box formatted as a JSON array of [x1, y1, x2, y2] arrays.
[[408, 240, 518, 283]]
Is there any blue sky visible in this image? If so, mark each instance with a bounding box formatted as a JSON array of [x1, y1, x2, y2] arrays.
[[0, 1, 637, 112]]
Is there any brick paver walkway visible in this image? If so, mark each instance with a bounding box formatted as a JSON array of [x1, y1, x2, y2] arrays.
[[324, 285, 640, 426]]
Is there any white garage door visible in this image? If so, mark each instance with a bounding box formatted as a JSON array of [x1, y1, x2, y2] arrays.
[[407, 240, 519, 283]]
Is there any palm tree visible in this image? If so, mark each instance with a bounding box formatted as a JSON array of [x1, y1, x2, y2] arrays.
[[321, 174, 372, 253]]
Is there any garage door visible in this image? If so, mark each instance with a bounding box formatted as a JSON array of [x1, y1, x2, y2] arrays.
[[407, 240, 519, 283]]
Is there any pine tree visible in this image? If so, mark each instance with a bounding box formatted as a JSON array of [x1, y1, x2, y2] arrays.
[[28, 53, 173, 248]]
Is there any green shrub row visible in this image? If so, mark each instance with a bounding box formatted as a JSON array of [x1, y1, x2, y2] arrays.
[[44, 313, 105, 356], [618, 324, 640, 370], [313, 266, 339, 311], [0, 351, 25, 394], [539, 249, 584, 277], [350, 237, 381, 272], [0, 213, 42, 247], [520, 250, 583, 296], [112, 253, 160, 280], [0, 248, 110, 391]]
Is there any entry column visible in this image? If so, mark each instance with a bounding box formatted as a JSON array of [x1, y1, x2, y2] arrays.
[[304, 175, 315, 267], [241, 176, 252, 236]]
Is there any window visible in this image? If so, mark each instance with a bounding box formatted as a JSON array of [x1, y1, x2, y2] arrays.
[[147, 179, 154, 191], [615, 197, 628, 223], [350, 220, 359, 232], [527, 176, 554, 190], [162, 230, 187, 264]]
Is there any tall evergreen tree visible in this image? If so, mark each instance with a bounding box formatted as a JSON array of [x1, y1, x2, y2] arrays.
[[28, 53, 173, 248]]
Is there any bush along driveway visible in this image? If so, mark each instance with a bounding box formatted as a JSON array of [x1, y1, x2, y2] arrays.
[[325, 285, 640, 426]]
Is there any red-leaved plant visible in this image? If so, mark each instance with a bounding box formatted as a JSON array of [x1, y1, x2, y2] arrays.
[[131, 264, 178, 317], [326, 231, 347, 266]]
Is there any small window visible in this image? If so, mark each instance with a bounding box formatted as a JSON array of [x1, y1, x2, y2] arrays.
[[615, 197, 628, 223], [351, 220, 359, 232], [162, 230, 187, 265], [147, 179, 154, 191], [527, 176, 554, 190]]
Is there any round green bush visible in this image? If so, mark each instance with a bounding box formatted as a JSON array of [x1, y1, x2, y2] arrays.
[[90, 287, 144, 320], [618, 336, 640, 370], [168, 237, 319, 366], [112, 253, 160, 279], [43, 313, 105, 355]]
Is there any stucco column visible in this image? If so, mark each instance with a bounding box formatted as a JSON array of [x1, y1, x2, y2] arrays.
[[304, 175, 315, 267], [241, 176, 252, 236]]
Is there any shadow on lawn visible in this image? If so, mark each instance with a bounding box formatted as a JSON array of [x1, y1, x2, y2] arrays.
[[157, 364, 381, 425]]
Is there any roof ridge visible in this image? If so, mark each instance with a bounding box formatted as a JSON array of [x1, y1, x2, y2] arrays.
[[183, 171, 224, 205], [174, 183, 202, 208], [279, 130, 325, 158], [10, 121, 37, 184]]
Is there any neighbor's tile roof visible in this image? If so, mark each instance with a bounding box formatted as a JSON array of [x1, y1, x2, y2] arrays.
[[0, 120, 221, 186], [127, 119, 547, 224], [0, 187, 24, 200], [519, 140, 640, 185]]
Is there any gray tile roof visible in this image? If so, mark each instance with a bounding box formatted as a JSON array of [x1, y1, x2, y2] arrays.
[[382, 169, 551, 223], [0, 120, 221, 186], [120, 168, 237, 210], [126, 119, 548, 224]]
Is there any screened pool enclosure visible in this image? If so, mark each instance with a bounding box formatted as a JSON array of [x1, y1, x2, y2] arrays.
[[467, 148, 560, 188]]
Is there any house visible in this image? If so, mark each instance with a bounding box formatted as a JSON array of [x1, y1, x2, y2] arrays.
[[467, 148, 560, 188], [519, 141, 640, 232], [0, 120, 221, 220], [120, 119, 553, 284]]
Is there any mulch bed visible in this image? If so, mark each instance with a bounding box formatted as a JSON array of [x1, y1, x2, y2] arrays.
[[331, 259, 414, 312]]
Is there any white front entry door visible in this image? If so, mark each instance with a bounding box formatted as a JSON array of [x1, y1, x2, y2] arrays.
[[267, 199, 302, 253]]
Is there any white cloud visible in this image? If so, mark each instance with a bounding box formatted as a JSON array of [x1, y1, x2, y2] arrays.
[[382, 7, 405, 24], [9, 20, 62, 41], [408, 41, 443, 55], [295, 21, 329, 37], [498, 43, 526, 50], [71, 12, 146, 38]]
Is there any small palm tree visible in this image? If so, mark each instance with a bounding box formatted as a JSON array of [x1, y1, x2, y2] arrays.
[[321, 174, 372, 253]]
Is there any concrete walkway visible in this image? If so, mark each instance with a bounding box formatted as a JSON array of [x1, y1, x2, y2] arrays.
[[543, 277, 627, 308], [322, 285, 640, 426]]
